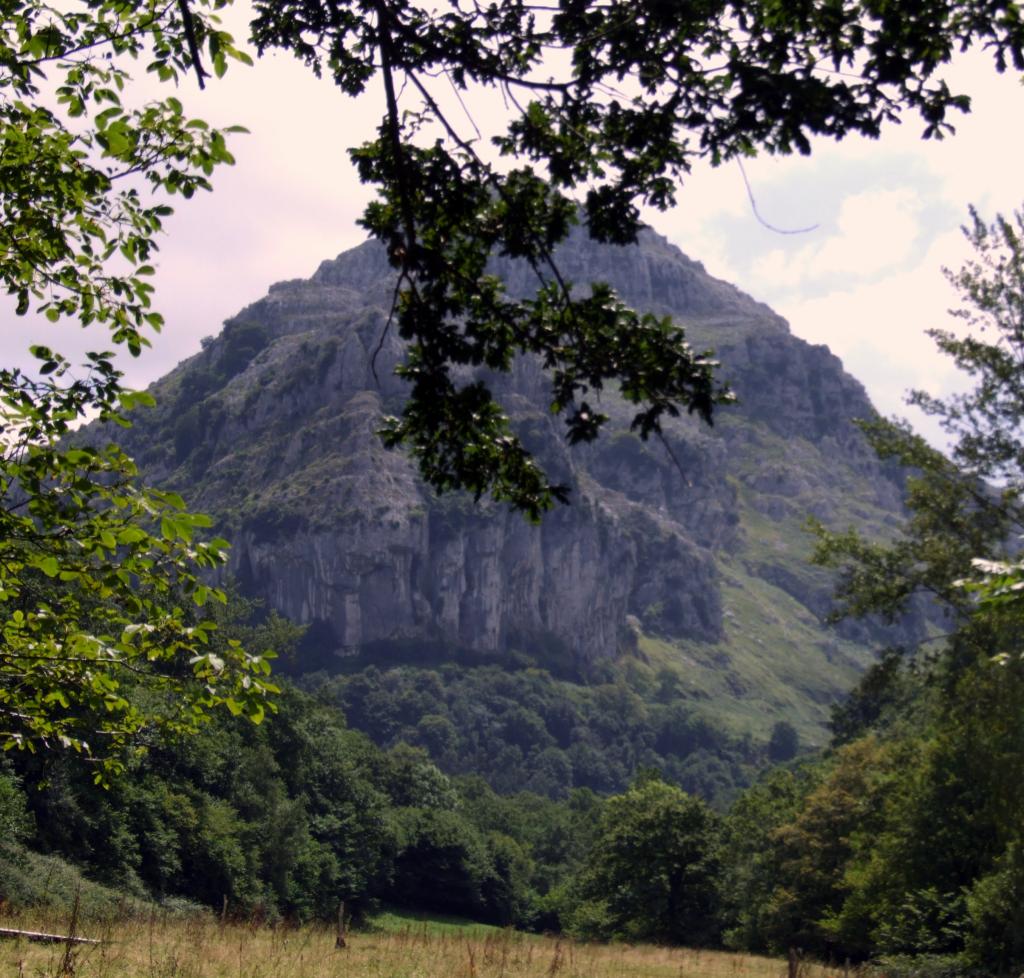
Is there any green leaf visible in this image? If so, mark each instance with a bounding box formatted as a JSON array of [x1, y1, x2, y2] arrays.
[[118, 390, 157, 410], [37, 556, 60, 578]]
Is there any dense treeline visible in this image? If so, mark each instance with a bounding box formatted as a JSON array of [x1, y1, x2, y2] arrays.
[[309, 662, 767, 805], [711, 206, 1024, 977], [2, 615, 1022, 971], [0, 680, 600, 927], [4, 643, 1021, 973], [717, 658, 1024, 974], [0, 590, 757, 936], [0, 686, 727, 942]]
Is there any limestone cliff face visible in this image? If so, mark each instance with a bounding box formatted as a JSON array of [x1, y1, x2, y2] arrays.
[[118, 226, 911, 680]]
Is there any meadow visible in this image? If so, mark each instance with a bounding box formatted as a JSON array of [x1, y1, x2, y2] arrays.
[[0, 908, 845, 978]]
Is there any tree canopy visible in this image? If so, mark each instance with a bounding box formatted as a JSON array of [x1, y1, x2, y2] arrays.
[[0, 0, 274, 776], [565, 775, 720, 944], [932, 207, 1024, 639], [815, 206, 1024, 663], [0, 347, 278, 779], [251, 0, 1024, 515], [800, 204, 1024, 972]]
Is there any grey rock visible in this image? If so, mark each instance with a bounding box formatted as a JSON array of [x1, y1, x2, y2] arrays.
[[114, 223, 918, 684]]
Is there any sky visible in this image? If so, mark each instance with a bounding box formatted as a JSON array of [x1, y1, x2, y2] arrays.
[[657, 49, 1024, 444], [6, 18, 1024, 448]]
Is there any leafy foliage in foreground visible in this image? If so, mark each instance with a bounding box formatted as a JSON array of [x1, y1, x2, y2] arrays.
[[1, 0, 248, 353], [0, 1, 270, 775], [251, 0, 1024, 513], [0, 352, 276, 778]]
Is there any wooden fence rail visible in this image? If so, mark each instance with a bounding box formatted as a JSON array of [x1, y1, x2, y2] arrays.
[[0, 927, 100, 946]]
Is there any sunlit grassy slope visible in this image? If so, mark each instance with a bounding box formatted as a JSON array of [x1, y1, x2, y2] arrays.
[[618, 414, 903, 750]]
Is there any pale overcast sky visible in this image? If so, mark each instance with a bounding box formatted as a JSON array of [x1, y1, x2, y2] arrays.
[[660, 48, 1024, 443], [6, 16, 1024, 448]]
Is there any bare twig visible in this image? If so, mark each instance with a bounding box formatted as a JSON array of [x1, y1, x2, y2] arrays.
[[176, 0, 207, 89], [655, 429, 692, 488], [737, 158, 818, 235]]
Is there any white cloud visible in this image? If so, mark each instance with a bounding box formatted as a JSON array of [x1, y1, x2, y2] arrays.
[[776, 229, 974, 443], [760, 188, 924, 290], [646, 45, 1024, 449]]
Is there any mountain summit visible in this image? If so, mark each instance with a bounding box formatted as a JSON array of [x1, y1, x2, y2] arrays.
[[120, 226, 913, 741]]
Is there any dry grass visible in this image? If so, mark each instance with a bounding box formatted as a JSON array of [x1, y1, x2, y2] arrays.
[[0, 910, 848, 978]]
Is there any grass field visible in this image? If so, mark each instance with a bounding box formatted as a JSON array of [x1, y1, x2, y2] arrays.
[[0, 909, 847, 978]]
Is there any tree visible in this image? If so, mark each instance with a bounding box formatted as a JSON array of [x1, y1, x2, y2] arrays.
[[0, 761, 31, 845], [0, 1, 274, 777], [815, 206, 1024, 669], [764, 736, 900, 958], [389, 806, 496, 917], [0, 348, 279, 779], [251, 0, 1024, 516], [927, 206, 1024, 646], [1, 0, 249, 353], [718, 765, 807, 953], [803, 205, 1024, 970], [768, 721, 799, 763], [567, 775, 720, 945]]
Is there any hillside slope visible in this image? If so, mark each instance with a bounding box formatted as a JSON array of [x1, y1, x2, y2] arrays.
[[115, 225, 915, 746]]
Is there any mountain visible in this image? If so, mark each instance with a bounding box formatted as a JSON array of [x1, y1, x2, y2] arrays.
[[115, 225, 916, 749]]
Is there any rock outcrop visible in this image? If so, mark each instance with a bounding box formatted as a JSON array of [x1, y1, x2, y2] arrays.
[[114, 224, 917, 726]]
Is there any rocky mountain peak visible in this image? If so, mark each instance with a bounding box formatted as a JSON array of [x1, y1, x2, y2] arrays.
[[114, 224, 915, 738]]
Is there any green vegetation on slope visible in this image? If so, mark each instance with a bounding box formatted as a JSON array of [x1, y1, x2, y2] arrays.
[[309, 659, 773, 807]]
